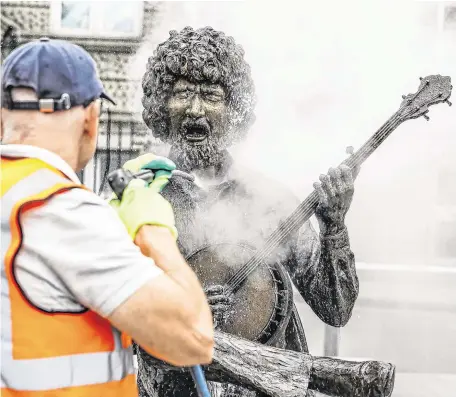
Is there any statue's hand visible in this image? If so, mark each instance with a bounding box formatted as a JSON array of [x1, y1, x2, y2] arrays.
[[313, 164, 355, 235], [204, 285, 233, 328]]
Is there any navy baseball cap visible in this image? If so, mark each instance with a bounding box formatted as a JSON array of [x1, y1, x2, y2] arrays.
[[1, 37, 115, 113]]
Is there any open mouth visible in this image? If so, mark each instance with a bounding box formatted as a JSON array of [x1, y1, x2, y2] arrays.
[[184, 125, 209, 143]]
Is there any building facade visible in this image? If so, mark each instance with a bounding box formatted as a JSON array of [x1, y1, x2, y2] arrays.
[[1, 0, 161, 194]]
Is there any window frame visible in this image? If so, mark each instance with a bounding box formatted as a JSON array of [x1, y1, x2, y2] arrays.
[[435, 1, 456, 31], [49, 1, 144, 39], [443, 3, 456, 30]]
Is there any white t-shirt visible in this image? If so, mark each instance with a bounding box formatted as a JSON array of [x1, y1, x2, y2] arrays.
[[2, 144, 163, 317]]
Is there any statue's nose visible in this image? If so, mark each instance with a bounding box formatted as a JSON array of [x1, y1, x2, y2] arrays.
[[186, 95, 205, 118]]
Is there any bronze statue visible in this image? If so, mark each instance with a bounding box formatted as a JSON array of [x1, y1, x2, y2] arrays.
[[136, 26, 395, 397]]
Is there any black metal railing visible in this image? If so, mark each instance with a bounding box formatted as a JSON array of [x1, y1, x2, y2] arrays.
[[78, 118, 164, 197], [78, 119, 142, 195]]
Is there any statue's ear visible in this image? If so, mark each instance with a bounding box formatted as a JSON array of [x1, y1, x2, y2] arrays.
[[0, 108, 4, 141], [228, 123, 250, 144]]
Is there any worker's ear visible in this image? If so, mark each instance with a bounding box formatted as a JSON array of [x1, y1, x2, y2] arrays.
[[83, 100, 101, 140], [0, 108, 4, 140]]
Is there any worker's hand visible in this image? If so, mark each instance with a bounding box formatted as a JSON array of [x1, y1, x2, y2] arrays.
[[122, 153, 176, 193], [110, 178, 177, 241], [108, 153, 176, 203], [108, 154, 177, 240]]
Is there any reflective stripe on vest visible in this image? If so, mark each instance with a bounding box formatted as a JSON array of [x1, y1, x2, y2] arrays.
[[1, 165, 135, 392]]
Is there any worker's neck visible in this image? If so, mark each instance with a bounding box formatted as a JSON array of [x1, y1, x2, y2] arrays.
[[5, 133, 80, 171]]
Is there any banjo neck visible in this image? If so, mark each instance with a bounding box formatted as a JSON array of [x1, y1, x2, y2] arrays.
[[224, 75, 452, 295]]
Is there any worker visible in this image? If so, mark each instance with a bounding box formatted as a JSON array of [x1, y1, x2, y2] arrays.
[[0, 37, 214, 396]]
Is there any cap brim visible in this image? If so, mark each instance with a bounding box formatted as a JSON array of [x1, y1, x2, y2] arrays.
[[100, 92, 116, 106]]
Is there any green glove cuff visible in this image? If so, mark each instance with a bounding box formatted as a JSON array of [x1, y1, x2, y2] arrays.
[[141, 157, 176, 172], [123, 154, 176, 173]]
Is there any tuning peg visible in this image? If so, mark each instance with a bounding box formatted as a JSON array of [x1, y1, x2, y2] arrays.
[[419, 77, 423, 80], [423, 114, 430, 121], [402, 94, 406, 99], [446, 99, 452, 106]]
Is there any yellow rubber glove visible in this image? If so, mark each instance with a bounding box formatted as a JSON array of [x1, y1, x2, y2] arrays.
[[108, 153, 177, 240], [110, 178, 177, 240]]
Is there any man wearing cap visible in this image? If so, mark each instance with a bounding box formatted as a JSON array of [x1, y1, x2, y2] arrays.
[[0, 37, 214, 396]]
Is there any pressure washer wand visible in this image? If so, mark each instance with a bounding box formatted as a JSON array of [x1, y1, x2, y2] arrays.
[[107, 167, 194, 200], [190, 365, 211, 397]]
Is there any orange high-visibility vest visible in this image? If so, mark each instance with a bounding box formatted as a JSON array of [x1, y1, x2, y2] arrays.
[[1, 156, 138, 397]]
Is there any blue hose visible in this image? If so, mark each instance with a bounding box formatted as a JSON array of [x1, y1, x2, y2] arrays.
[[190, 365, 211, 397]]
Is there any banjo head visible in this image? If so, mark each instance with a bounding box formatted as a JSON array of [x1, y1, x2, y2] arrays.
[[186, 242, 292, 343]]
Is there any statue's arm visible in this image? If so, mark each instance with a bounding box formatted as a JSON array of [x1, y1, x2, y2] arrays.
[[284, 220, 359, 327]]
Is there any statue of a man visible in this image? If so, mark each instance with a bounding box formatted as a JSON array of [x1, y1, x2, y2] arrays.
[[136, 26, 390, 397]]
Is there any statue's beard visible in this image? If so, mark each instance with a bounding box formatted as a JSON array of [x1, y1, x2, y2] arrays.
[[168, 138, 225, 172], [168, 118, 228, 172]]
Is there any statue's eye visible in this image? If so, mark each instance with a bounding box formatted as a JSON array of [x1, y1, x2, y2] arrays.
[[175, 90, 191, 99], [204, 93, 223, 102]]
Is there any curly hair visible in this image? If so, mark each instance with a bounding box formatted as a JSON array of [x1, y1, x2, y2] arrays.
[[141, 26, 256, 143]]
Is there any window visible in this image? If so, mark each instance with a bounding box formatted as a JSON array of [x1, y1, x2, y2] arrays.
[[435, 1, 456, 31], [443, 4, 456, 30], [50, 1, 143, 38]]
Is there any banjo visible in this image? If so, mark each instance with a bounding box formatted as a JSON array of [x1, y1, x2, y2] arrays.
[[185, 75, 453, 344]]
